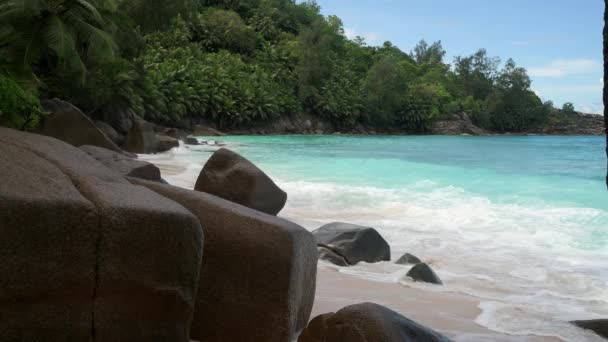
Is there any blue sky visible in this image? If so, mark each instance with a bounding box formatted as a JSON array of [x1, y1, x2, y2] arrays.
[[307, 0, 604, 114]]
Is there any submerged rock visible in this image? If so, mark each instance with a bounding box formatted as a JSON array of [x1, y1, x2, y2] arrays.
[[406, 263, 443, 285], [312, 222, 390, 266], [571, 319, 608, 339], [298, 302, 452, 342], [36, 98, 125, 153], [0, 128, 203, 341], [132, 178, 317, 342], [195, 148, 287, 215], [396, 253, 422, 265], [79, 145, 162, 182]]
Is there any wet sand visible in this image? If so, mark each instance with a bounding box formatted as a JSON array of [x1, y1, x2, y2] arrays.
[[313, 267, 560, 342]]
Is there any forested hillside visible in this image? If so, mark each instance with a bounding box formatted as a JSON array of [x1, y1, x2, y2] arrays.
[[0, 0, 556, 132]]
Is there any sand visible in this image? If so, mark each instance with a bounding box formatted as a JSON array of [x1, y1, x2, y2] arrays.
[[313, 266, 560, 342]]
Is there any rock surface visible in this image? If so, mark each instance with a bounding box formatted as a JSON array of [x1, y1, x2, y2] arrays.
[[95, 120, 124, 146], [396, 253, 422, 265], [430, 112, 486, 135], [571, 319, 608, 339], [406, 263, 443, 285], [317, 246, 348, 266], [132, 178, 318, 342], [312, 222, 390, 266], [533, 112, 605, 135], [0, 128, 203, 341], [36, 98, 125, 153], [124, 116, 159, 154], [185, 137, 200, 145], [157, 135, 179, 152], [195, 148, 287, 215], [193, 125, 225, 136], [298, 302, 452, 342], [80, 145, 162, 182]]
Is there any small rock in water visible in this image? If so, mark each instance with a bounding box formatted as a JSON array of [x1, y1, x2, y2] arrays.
[[312, 222, 390, 266], [395, 253, 422, 265], [571, 319, 608, 339], [185, 137, 199, 145], [406, 263, 443, 285]]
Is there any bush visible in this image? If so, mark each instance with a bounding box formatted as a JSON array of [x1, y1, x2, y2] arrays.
[[0, 73, 44, 130]]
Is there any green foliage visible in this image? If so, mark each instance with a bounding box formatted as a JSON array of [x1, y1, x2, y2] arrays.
[[562, 102, 576, 115], [193, 9, 257, 54], [0, 73, 44, 130], [0, 0, 562, 132], [0, 0, 116, 81], [121, 0, 196, 32]]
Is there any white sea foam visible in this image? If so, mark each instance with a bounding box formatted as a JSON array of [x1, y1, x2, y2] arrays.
[[141, 142, 608, 341]]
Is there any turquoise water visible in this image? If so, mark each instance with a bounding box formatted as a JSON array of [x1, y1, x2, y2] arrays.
[[143, 135, 608, 340], [217, 135, 607, 210], [214, 135, 608, 253]]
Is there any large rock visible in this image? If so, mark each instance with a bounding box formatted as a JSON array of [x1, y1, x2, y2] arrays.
[[193, 125, 225, 136], [312, 222, 390, 266], [194, 148, 287, 215], [94, 106, 134, 135], [131, 178, 318, 342], [95, 120, 124, 146], [572, 319, 608, 339], [80, 145, 162, 182], [430, 112, 486, 135], [0, 128, 203, 341], [185, 137, 200, 145], [157, 135, 179, 152], [124, 116, 159, 154], [298, 303, 452, 342], [406, 263, 443, 285], [36, 98, 124, 153]]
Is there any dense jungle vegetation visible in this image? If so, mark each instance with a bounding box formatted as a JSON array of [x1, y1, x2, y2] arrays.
[[0, 0, 556, 132]]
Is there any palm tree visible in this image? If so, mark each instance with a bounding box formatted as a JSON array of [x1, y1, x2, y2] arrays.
[[0, 0, 116, 81]]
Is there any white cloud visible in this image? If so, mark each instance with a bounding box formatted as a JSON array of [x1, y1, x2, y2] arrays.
[[344, 28, 357, 40], [528, 59, 601, 78], [343, 27, 379, 45]]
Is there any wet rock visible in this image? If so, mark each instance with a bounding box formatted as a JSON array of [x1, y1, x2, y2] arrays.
[[185, 137, 200, 145], [195, 148, 287, 215], [406, 263, 443, 285], [157, 135, 179, 152], [571, 319, 608, 339], [313, 222, 390, 266], [396, 253, 422, 265], [298, 303, 452, 342], [317, 246, 348, 266]]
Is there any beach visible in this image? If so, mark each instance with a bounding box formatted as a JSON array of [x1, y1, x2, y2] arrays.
[[141, 135, 608, 342]]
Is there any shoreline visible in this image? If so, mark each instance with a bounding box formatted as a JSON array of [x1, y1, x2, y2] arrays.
[[313, 267, 560, 342]]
